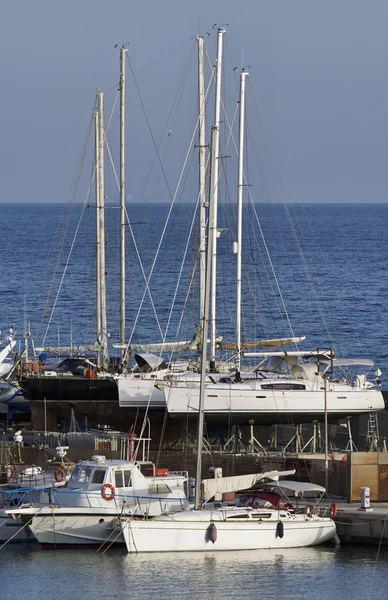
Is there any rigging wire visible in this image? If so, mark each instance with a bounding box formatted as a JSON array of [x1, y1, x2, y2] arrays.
[[41, 93, 119, 346], [36, 102, 95, 345], [135, 36, 195, 75], [125, 52, 213, 351], [246, 76, 334, 344]]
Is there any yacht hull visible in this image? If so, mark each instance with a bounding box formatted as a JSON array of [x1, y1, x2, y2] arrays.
[[17, 375, 118, 402], [25, 511, 125, 548], [165, 385, 385, 424], [117, 375, 166, 408], [121, 516, 336, 552]]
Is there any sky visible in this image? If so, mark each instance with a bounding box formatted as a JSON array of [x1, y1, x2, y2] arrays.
[[1, 0, 388, 204]]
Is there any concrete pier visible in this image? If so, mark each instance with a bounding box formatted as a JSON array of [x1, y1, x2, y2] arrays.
[[334, 502, 388, 545]]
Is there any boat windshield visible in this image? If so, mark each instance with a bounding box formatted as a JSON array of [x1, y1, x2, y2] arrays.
[[70, 466, 94, 484], [257, 356, 293, 375]]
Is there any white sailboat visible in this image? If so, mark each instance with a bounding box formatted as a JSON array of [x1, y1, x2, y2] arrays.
[[160, 34, 384, 424], [163, 352, 384, 424], [119, 473, 336, 553], [115, 30, 337, 553], [115, 35, 218, 409]]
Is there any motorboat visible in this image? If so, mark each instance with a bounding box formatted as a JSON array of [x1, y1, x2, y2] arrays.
[[6, 455, 189, 547], [0, 441, 73, 543]]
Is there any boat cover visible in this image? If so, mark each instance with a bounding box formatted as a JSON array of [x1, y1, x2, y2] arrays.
[[220, 337, 306, 351], [202, 469, 296, 502], [260, 480, 326, 494]]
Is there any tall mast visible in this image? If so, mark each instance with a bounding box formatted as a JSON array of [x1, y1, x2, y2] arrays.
[[97, 90, 108, 366], [194, 145, 214, 512], [120, 46, 127, 360], [235, 70, 249, 371], [209, 28, 225, 366], [94, 107, 102, 369], [197, 35, 206, 331], [195, 29, 225, 509]]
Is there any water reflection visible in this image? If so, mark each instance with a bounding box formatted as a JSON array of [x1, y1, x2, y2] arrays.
[[1, 544, 388, 600]]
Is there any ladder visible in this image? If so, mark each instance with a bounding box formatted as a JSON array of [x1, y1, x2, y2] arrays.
[[366, 412, 380, 452]]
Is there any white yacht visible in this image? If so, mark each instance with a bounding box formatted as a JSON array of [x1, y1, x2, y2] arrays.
[[118, 471, 337, 553], [163, 351, 385, 424], [6, 455, 188, 548]]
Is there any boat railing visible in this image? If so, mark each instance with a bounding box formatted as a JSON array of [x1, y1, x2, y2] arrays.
[[0, 487, 189, 513], [0, 486, 52, 508]]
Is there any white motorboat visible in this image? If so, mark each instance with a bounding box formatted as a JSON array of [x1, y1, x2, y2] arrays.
[[6, 455, 189, 547], [0, 461, 72, 544]]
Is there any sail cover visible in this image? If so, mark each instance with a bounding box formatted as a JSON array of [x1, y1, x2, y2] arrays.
[[219, 337, 305, 351], [202, 469, 296, 502]]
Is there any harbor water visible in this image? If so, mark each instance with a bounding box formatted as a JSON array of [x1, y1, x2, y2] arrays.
[[1, 543, 388, 599]]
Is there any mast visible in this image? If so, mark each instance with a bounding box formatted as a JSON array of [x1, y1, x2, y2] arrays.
[[120, 46, 127, 360], [195, 29, 225, 508], [235, 70, 249, 371], [97, 90, 109, 366], [197, 35, 206, 330], [209, 28, 225, 366], [194, 147, 214, 512], [94, 107, 102, 369]]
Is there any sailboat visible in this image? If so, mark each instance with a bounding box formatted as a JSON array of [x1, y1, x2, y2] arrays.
[[15, 43, 214, 418], [13, 89, 119, 418], [160, 36, 385, 426], [116, 29, 337, 553]]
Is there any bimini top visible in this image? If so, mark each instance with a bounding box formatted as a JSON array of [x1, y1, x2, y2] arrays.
[[258, 480, 326, 494]]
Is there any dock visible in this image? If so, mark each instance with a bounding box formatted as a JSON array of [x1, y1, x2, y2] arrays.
[[334, 502, 388, 546]]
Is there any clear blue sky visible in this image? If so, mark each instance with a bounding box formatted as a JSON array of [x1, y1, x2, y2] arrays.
[[1, 0, 387, 203]]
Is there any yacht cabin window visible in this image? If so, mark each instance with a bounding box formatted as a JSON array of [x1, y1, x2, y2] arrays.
[[257, 357, 292, 375], [114, 470, 132, 488], [124, 470, 132, 487], [79, 467, 93, 483], [148, 483, 172, 495], [70, 466, 93, 484], [92, 469, 106, 484]]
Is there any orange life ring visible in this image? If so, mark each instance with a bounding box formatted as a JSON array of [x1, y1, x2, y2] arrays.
[[28, 362, 39, 373], [54, 468, 65, 483], [6, 466, 15, 481], [101, 483, 115, 501], [330, 503, 338, 517]]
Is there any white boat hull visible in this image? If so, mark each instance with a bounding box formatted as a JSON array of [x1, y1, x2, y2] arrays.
[[25, 509, 125, 548], [165, 384, 385, 424], [121, 515, 336, 552], [117, 375, 166, 408]]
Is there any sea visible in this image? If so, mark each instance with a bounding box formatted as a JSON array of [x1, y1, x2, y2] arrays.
[[1, 201, 388, 595], [1, 543, 388, 600], [2, 201, 388, 375]]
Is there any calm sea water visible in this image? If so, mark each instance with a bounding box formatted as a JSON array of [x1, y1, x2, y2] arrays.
[[1, 202, 387, 378], [1, 543, 388, 599]]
